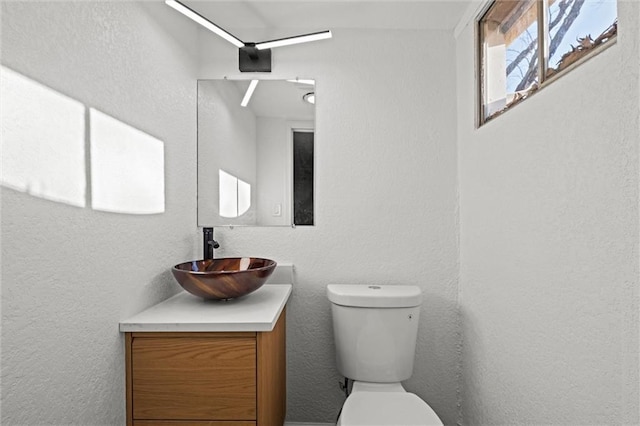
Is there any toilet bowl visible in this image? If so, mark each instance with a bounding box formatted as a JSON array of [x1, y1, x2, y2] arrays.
[[327, 284, 444, 426], [337, 382, 443, 426]]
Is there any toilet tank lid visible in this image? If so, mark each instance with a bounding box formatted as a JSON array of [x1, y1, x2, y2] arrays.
[[327, 284, 422, 308]]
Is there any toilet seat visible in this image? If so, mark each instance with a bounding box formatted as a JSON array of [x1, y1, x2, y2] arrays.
[[339, 391, 443, 426]]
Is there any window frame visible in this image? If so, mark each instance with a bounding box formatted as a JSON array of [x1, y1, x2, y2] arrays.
[[476, 0, 618, 127]]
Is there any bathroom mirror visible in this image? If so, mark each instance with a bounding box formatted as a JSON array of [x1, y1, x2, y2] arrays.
[[198, 79, 315, 227]]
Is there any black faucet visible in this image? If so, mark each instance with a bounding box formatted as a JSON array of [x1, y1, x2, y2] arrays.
[[203, 227, 220, 260]]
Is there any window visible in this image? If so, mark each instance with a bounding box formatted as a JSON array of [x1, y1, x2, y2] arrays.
[[479, 0, 617, 125]]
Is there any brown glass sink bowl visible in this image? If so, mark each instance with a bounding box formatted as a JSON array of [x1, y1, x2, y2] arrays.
[[172, 257, 277, 300]]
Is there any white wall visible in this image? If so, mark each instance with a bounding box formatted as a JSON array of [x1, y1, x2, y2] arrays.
[[256, 117, 314, 226], [8, 2, 633, 425], [198, 80, 258, 225], [199, 29, 461, 424], [1, 2, 199, 424], [256, 116, 290, 226], [455, 1, 640, 424]]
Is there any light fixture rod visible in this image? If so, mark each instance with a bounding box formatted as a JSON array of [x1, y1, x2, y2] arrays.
[[165, 0, 245, 48], [255, 30, 332, 50], [241, 80, 259, 107]]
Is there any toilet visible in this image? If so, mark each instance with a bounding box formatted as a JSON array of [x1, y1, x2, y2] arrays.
[[327, 284, 443, 426]]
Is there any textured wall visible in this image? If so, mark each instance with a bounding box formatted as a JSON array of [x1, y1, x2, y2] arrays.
[[199, 29, 461, 424], [455, 1, 640, 424], [255, 117, 311, 226], [1, 2, 199, 424]]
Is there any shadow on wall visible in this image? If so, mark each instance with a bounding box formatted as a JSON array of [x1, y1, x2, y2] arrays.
[[410, 292, 462, 426], [1, 65, 165, 215]]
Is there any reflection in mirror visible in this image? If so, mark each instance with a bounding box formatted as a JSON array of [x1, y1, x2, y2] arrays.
[[293, 130, 314, 225], [218, 169, 251, 218], [198, 79, 315, 227]]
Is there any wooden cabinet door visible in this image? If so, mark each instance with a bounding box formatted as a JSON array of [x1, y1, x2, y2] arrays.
[[132, 335, 256, 421], [257, 309, 286, 426], [134, 422, 255, 426]]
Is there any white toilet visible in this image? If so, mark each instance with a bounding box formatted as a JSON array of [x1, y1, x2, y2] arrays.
[[327, 284, 443, 426]]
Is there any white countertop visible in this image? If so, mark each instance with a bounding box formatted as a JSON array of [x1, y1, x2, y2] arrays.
[[119, 284, 292, 333]]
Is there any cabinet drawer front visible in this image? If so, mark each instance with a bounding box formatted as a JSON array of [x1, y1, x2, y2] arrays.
[[134, 422, 255, 426], [132, 337, 256, 420]]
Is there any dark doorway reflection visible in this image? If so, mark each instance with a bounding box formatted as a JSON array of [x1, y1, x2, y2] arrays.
[[293, 131, 314, 226]]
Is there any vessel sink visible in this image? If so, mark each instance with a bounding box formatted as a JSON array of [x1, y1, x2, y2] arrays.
[[172, 257, 277, 300]]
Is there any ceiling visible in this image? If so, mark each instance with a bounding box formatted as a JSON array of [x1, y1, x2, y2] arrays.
[[185, 2, 475, 120], [231, 79, 315, 120], [183, 1, 473, 40]]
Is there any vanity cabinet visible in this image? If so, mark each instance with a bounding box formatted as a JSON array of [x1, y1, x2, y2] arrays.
[[125, 309, 286, 426]]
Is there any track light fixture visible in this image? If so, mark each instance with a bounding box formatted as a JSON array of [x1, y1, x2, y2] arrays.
[[165, 0, 332, 72]]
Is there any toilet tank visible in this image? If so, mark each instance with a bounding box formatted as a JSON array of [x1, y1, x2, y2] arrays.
[[327, 284, 422, 383]]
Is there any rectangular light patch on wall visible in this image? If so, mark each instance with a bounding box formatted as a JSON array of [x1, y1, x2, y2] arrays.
[[89, 108, 165, 215], [0, 66, 86, 207]]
